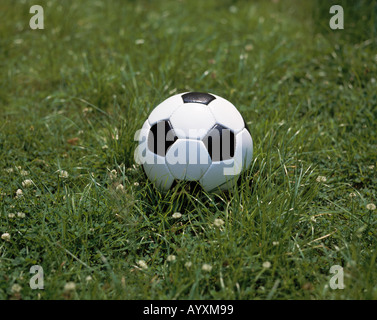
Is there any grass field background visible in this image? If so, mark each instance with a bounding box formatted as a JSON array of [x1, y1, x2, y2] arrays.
[[0, 0, 376, 299]]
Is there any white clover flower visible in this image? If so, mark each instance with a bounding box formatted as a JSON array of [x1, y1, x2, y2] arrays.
[[22, 179, 33, 187], [263, 261, 271, 269], [133, 182, 140, 187], [316, 176, 327, 183], [82, 107, 92, 114], [85, 276, 93, 282], [16, 189, 23, 197], [137, 260, 148, 270], [17, 212, 26, 218], [1, 233, 10, 241], [116, 184, 124, 192], [366, 203, 376, 211], [8, 213, 15, 218], [172, 212, 182, 219], [272, 241, 279, 246], [349, 192, 357, 198], [58, 170, 69, 178], [214, 218, 225, 228], [11, 284, 22, 293], [109, 169, 117, 180], [229, 5, 238, 13], [239, 54, 248, 60], [20, 170, 29, 176], [135, 39, 145, 45], [166, 255, 176, 262], [112, 128, 119, 140], [185, 261, 192, 269], [245, 44, 254, 51], [64, 282, 76, 291], [202, 264, 212, 272]]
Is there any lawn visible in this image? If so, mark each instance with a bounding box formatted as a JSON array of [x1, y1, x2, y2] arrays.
[[0, 0, 376, 300]]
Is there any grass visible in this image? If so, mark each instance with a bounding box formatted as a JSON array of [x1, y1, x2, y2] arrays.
[[0, 0, 376, 300]]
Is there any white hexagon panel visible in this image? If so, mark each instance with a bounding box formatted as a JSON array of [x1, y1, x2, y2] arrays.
[[166, 139, 211, 181], [148, 93, 186, 125], [170, 103, 216, 140], [199, 158, 237, 192]]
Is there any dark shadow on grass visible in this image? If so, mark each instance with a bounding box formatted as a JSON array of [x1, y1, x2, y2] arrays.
[[135, 167, 240, 218]]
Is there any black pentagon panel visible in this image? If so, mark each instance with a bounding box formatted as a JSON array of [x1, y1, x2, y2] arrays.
[[148, 120, 178, 156], [202, 124, 235, 162], [181, 92, 216, 105]]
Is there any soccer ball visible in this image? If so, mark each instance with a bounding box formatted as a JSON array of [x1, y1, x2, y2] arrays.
[[135, 92, 253, 192]]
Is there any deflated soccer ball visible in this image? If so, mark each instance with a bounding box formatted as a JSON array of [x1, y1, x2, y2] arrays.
[[135, 92, 253, 192]]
